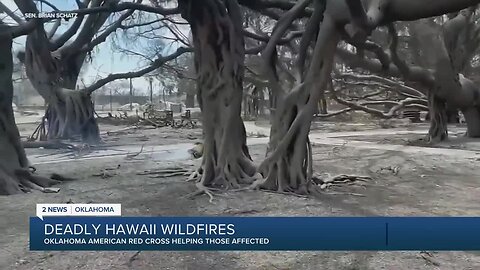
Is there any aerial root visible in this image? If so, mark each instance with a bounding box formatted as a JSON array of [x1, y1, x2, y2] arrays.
[[19, 178, 60, 193], [243, 173, 267, 191], [186, 166, 203, 182], [12, 169, 68, 194], [185, 182, 224, 203], [186, 157, 256, 186], [28, 117, 47, 141], [29, 175, 61, 187], [183, 162, 261, 201]]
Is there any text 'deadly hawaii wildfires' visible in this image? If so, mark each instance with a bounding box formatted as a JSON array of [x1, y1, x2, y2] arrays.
[[30, 216, 480, 251]]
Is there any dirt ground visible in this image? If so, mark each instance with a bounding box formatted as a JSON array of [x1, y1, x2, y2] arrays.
[[1, 116, 480, 270]]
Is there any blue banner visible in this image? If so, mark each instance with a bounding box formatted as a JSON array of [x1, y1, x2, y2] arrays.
[[29, 217, 480, 251]]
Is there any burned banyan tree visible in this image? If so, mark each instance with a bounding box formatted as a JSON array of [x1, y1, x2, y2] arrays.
[[335, 4, 480, 142], [0, 0, 187, 194], [178, 0, 259, 195], [174, 0, 480, 195], [12, 0, 117, 143], [2, 0, 480, 196], [0, 19, 65, 194]]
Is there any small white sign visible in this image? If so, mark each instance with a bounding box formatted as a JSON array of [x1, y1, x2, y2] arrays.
[[36, 204, 121, 220]]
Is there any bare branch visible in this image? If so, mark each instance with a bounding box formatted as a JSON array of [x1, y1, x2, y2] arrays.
[[315, 108, 353, 118], [47, 19, 61, 39], [0, 2, 24, 24], [345, 39, 391, 70], [48, 0, 90, 49], [63, 0, 118, 52], [336, 46, 435, 89], [84, 47, 192, 94], [262, 0, 312, 96], [337, 73, 426, 98], [51, 14, 85, 50], [81, 9, 136, 53], [385, 0, 480, 23], [63, 1, 179, 16], [161, 21, 190, 47], [118, 18, 163, 30], [6, 20, 37, 38], [334, 92, 427, 119], [35, 0, 60, 11], [238, 0, 313, 15], [296, 0, 324, 80], [75, 0, 90, 9], [243, 29, 303, 45], [263, 0, 311, 62], [387, 23, 411, 77]]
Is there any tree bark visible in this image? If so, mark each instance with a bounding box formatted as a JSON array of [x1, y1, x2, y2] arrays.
[[14, 0, 116, 144], [253, 0, 480, 193], [319, 97, 328, 114], [424, 17, 480, 138], [427, 91, 448, 142], [256, 14, 339, 193], [179, 0, 257, 189], [425, 108, 459, 124], [337, 6, 480, 138], [185, 92, 195, 108], [0, 23, 59, 195], [23, 29, 101, 144]]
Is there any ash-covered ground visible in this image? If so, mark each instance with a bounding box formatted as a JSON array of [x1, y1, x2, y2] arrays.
[[1, 112, 479, 270]]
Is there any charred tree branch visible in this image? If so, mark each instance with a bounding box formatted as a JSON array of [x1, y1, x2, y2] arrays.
[[84, 47, 191, 94]]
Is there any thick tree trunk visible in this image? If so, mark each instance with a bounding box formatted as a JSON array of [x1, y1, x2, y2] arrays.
[[427, 16, 480, 139], [180, 0, 256, 189], [458, 77, 480, 137], [243, 95, 249, 117], [319, 97, 328, 114], [44, 89, 100, 143], [427, 91, 448, 142], [446, 106, 460, 123], [268, 89, 277, 122], [425, 103, 460, 124], [340, 11, 480, 139], [23, 30, 101, 144], [251, 87, 261, 117], [185, 92, 195, 108], [258, 90, 266, 116], [403, 14, 480, 138], [255, 15, 339, 193], [47, 51, 100, 143], [0, 24, 60, 195], [14, 0, 113, 144], [425, 109, 459, 124], [463, 107, 480, 137]]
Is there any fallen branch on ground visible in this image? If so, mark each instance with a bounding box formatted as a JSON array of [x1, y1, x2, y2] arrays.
[[125, 145, 145, 160], [22, 140, 76, 149], [419, 251, 441, 267], [137, 167, 190, 178], [312, 174, 371, 190]]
